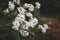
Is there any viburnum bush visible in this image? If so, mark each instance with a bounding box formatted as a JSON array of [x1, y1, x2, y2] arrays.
[[3, 0, 49, 38]]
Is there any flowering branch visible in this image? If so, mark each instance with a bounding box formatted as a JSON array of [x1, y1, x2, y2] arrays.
[[3, 0, 49, 37]]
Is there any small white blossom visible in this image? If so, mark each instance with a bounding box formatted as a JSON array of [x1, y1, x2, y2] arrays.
[[15, 17, 20, 22], [41, 28, 46, 33], [28, 4, 34, 11], [18, 15, 25, 21], [35, 2, 41, 9], [8, 1, 15, 10], [23, 21, 33, 29], [24, 3, 34, 11], [13, 0, 20, 5], [29, 18, 38, 28], [26, 22, 30, 27], [38, 25, 47, 33], [12, 25, 19, 30], [23, 3, 30, 8], [38, 25, 43, 29], [15, 15, 25, 22], [22, 25, 29, 30], [17, 7, 26, 15], [11, 1, 48, 36], [26, 12, 33, 19], [20, 29, 29, 37], [43, 24, 48, 29], [3, 8, 9, 14], [33, 18, 38, 26], [12, 20, 20, 26], [12, 20, 20, 30], [30, 22, 34, 28]]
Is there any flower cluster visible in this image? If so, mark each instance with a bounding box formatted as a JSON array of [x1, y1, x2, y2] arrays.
[[12, 5, 39, 37], [3, 0, 49, 37]]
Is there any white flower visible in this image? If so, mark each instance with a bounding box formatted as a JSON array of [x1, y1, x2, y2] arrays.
[[3, 8, 9, 14], [17, 7, 26, 14], [38, 24, 47, 33], [26, 22, 31, 28], [12, 20, 20, 26], [29, 18, 38, 28], [12, 25, 19, 30], [41, 28, 46, 33], [43, 24, 48, 29], [13, 0, 20, 5], [12, 20, 20, 30], [38, 25, 43, 29], [28, 4, 34, 11], [30, 22, 34, 28], [15, 15, 25, 22], [23, 3, 30, 8], [26, 12, 33, 19], [20, 29, 29, 37], [8, 1, 15, 10], [35, 2, 41, 9], [17, 7, 26, 15], [18, 15, 25, 21], [22, 25, 29, 30], [24, 3, 34, 11], [15, 17, 20, 22], [23, 21, 33, 29], [33, 18, 38, 26]]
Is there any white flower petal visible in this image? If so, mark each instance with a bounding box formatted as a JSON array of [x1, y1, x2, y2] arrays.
[[15, 15, 25, 22], [12, 25, 19, 30], [3, 8, 9, 13], [28, 4, 34, 11], [43, 24, 48, 29], [38, 25, 43, 29], [35, 2, 41, 9], [41, 28, 46, 33], [26, 12, 33, 19], [22, 25, 29, 30], [23, 3, 29, 8], [20, 30, 29, 37], [13, 0, 20, 5], [12, 20, 20, 26], [17, 7, 26, 15], [8, 1, 15, 10]]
